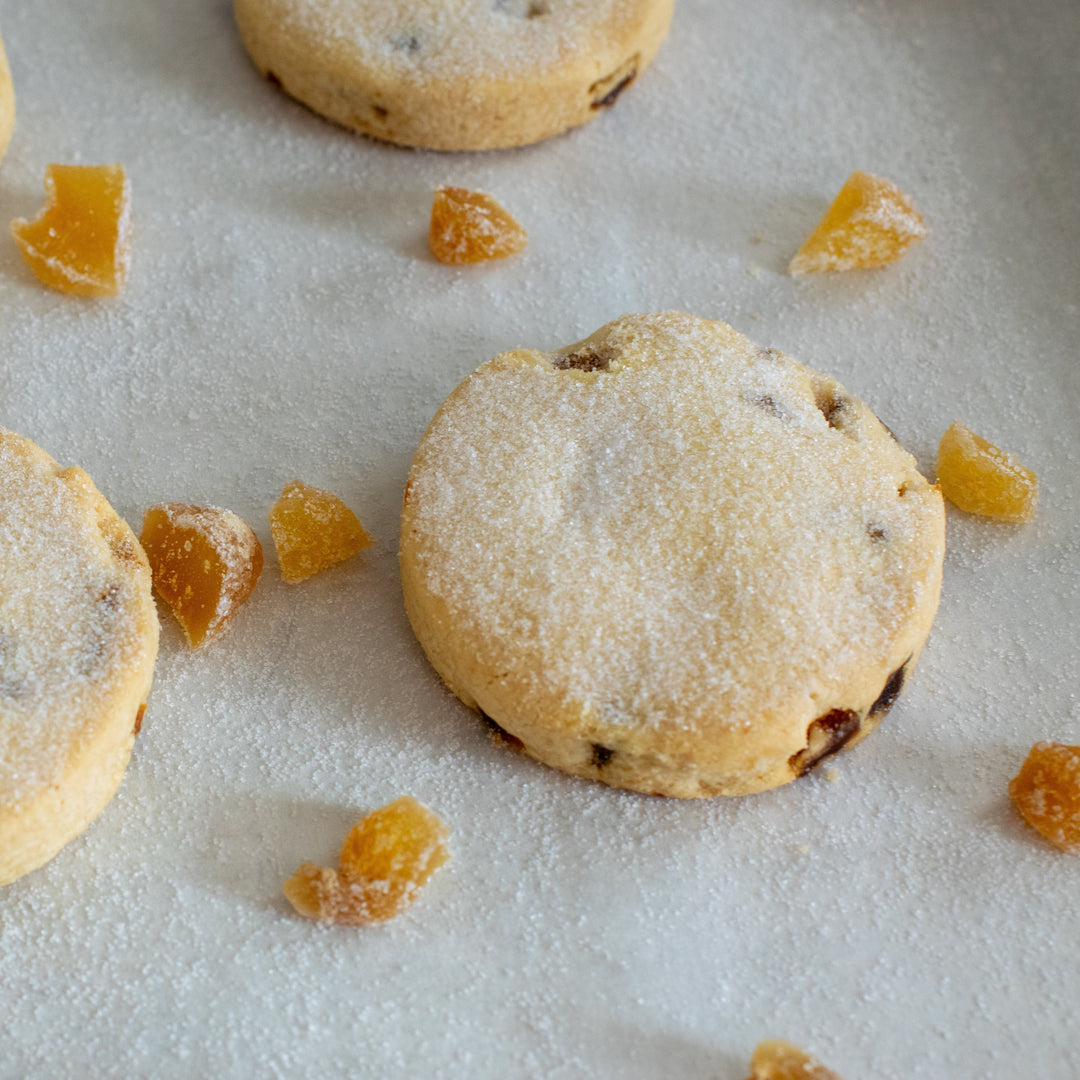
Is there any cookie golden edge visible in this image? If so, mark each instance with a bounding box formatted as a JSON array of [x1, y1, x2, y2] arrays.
[[0, 431, 159, 886], [0, 23, 15, 164], [232, 0, 675, 151], [399, 313, 945, 798]]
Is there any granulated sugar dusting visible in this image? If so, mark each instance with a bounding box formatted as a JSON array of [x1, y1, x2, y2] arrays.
[[275, 0, 644, 78], [1, 0, 1078, 1076]]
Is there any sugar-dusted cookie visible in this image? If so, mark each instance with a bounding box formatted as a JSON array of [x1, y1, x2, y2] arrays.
[[233, 0, 675, 151], [0, 430, 158, 885], [400, 313, 945, 798]]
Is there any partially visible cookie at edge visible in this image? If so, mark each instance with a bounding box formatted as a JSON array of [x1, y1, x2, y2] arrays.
[[233, 0, 675, 151], [0, 23, 15, 164], [0, 429, 158, 885], [399, 312, 945, 798]]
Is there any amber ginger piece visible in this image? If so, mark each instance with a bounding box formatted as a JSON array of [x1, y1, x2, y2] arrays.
[[746, 1040, 844, 1080], [789, 170, 926, 274], [269, 481, 373, 583], [0, 29, 14, 166], [429, 185, 527, 265], [11, 164, 131, 297], [283, 796, 450, 926], [139, 503, 263, 648], [936, 421, 1037, 522], [1009, 742, 1080, 854]]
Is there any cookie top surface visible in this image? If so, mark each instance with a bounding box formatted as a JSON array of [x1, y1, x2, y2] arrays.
[[401, 313, 944, 744], [257, 0, 656, 82], [0, 430, 157, 811]]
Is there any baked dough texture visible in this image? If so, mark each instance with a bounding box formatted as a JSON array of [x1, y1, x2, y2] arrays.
[[233, 0, 674, 150], [400, 313, 945, 797], [0, 24, 15, 164], [0, 430, 158, 885]]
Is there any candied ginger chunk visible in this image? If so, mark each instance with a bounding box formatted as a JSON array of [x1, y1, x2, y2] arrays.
[[789, 170, 926, 274], [429, 185, 527, 265], [1009, 742, 1080, 854], [139, 502, 263, 648], [283, 796, 450, 926], [269, 480, 373, 583], [746, 1040, 844, 1080], [936, 421, 1036, 522], [11, 164, 131, 297]]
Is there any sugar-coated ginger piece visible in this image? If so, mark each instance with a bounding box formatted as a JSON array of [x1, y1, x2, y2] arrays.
[[1009, 742, 1080, 854], [789, 170, 926, 274], [936, 421, 1037, 522], [139, 503, 263, 648], [283, 796, 450, 926], [11, 164, 131, 297], [269, 480, 373, 583], [429, 185, 527, 265], [746, 1040, 844, 1080], [0, 29, 14, 166]]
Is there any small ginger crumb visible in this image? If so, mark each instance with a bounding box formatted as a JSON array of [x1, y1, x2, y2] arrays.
[[1009, 742, 1080, 853], [797, 844, 812, 855], [284, 796, 450, 925], [11, 164, 132, 297], [826, 768, 839, 784], [746, 1040, 843, 1080], [936, 421, 1037, 522], [429, 186, 527, 265], [789, 170, 925, 274]]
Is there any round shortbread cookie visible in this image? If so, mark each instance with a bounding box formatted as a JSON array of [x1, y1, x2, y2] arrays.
[[400, 313, 945, 798], [0, 430, 158, 885], [233, 0, 675, 151]]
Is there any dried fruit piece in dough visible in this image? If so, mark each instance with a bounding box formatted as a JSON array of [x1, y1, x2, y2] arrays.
[[283, 796, 450, 926], [11, 164, 131, 297], [936, 421, 1036, 522], [139, 503, 263, 648], [270, 481, 373, 583], [789, 170, 926, 274], [429, 186, 527, 265]]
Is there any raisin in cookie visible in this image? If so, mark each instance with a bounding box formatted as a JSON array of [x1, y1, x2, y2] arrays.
[[0, 430, 158, 885], [233, 0, 674, 151], [400, 313, 945, 798]]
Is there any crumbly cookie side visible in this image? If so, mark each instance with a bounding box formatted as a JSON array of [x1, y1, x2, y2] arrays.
[[0, 24, 14, 164], [0, 431, 158, 885], [234, 0, 675, 150], [400, 313, 945, 797]]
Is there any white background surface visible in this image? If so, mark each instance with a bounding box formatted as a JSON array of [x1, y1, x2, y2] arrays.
[[1, 1, 1078, 1077]]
